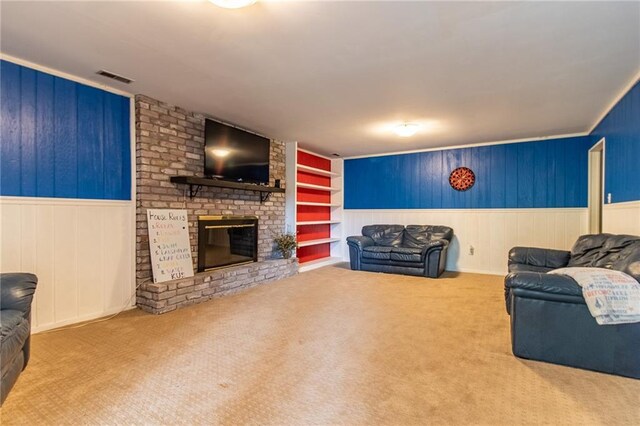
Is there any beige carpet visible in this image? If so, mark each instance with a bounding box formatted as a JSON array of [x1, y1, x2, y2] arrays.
[[1, 265, 639, 425]]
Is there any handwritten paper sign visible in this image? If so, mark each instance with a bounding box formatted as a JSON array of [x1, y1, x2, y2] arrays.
[[147, 209, 194, 283]]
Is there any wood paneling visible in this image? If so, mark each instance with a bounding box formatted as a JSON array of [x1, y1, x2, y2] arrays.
[[0, 59, 131, 200], [36, 72, 55, 197], [78, 85, 105, 199], [343, 208, 588, 275], [20, 67, 37, 196], [0, 197, 134, 332], [53, 78, 78, 198], [602, 201, 640, 236], [591, 81, 640, 203], [104, 92, 131, 199], [1, 61, 21, 194], [344, 136, 592, 209]]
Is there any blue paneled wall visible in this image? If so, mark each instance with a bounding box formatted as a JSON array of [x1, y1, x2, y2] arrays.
[[345, 136, 593, 209], [1, 60, 131, 200], [590, 80, 640, 204]]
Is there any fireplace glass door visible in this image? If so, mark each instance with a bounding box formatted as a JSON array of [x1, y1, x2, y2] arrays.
[[197, 216, 258, 272]]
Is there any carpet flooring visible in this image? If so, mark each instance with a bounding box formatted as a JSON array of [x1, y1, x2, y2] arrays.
[[1, 265, 639, 425]]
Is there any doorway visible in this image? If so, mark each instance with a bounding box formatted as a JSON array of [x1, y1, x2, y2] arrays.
[[588, 139, 605, 234]]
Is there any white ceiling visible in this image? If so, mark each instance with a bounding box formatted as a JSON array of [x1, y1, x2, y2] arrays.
[[2, 1, 639, 157]]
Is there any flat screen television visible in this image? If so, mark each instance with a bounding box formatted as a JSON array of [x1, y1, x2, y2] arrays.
[[204, 119, 270, 184]]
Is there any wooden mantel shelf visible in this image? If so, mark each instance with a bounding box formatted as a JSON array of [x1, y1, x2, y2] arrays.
[[170, 176, 285, 202]]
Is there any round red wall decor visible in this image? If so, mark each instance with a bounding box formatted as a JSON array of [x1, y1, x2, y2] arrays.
[[449, 167, 475, 191]]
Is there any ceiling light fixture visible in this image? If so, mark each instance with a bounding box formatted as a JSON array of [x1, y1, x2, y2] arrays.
[[394, 123, 420, 137], [208, 0, 257, 9]]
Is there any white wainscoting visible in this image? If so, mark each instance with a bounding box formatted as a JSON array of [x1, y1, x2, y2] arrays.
[[603, 201, 640, 236], [0, 197, 135, 332], [343, 208, 588, 276]]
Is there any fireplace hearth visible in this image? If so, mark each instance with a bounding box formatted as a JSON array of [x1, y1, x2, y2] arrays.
[[197, 216, 258, 272]]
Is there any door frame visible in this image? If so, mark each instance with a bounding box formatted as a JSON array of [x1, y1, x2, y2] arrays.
[[588, 138, 605, 234]]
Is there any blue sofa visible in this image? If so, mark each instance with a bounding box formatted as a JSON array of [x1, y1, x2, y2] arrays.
[[347, 224, 453, 278], [505, 234, 640, 378], [1, 273, 38, 404]]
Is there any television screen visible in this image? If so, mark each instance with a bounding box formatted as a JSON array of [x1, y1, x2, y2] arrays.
[[204, 119, 270, 184]]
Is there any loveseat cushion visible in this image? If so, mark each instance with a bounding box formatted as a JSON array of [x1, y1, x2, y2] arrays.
[[403, 225, 453, 248], [568, 234, 640, 277], [362, 225, 404, 247], [592, 235, 640, 266], [568, 234, 634, 266], [390, 247, 422, 262], [362, 246, 393, 260], [508, 247, 571, 271], [610, 241, 640, 281], [568, 234, 611, 266], [0, 310, 29, 378]]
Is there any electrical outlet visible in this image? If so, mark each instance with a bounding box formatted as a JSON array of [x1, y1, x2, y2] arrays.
[[607, 193, 612, 204], [469, 245, 475, 256]]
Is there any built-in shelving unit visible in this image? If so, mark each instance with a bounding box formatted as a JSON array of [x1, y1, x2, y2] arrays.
[[286, 144, 344, 272]]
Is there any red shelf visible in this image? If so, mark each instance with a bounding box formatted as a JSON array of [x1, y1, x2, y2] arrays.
[[296, 150, 334, 264]]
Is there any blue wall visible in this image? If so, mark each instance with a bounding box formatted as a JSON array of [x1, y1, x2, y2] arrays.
[[0, 60, 131, 200], [590, 80, 640, 204], [345, 136, 593, 209]]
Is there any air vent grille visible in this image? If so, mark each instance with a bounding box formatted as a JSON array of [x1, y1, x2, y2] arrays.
[[96, 69, 134, 84]]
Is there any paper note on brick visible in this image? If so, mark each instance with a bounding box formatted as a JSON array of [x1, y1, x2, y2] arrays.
[[147, 209, 194, 283]]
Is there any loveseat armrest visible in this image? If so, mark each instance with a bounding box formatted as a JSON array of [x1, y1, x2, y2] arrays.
[[422, 239, 450, 278], [346, 236, 375, 251], [508, 247, 570, 272], [504, 271, 583, 314], [346, 236, 374, 271], [421, 239, 449, 257], [0, 273, 38, 317]]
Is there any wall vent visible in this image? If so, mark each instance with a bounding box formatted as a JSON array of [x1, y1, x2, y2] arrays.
[[96, 69, 134, 84]]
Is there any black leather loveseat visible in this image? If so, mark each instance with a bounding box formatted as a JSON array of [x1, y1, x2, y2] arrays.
[[505, 234, 640, 378], [347, 225, 453, 278], [1, 273, 38, 404]]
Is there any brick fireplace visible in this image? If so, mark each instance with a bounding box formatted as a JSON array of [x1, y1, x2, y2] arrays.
[[135, 95, 298, 314]]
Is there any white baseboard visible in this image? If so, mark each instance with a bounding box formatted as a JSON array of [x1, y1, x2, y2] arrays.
[[32, 305, 137, 334], [450, 267, 505, 276]]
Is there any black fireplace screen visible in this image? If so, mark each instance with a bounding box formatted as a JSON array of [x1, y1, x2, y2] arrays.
[[197, 216, 258, 272]]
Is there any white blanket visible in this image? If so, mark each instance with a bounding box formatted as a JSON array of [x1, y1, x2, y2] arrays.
[[549, 267, 640, 325]]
